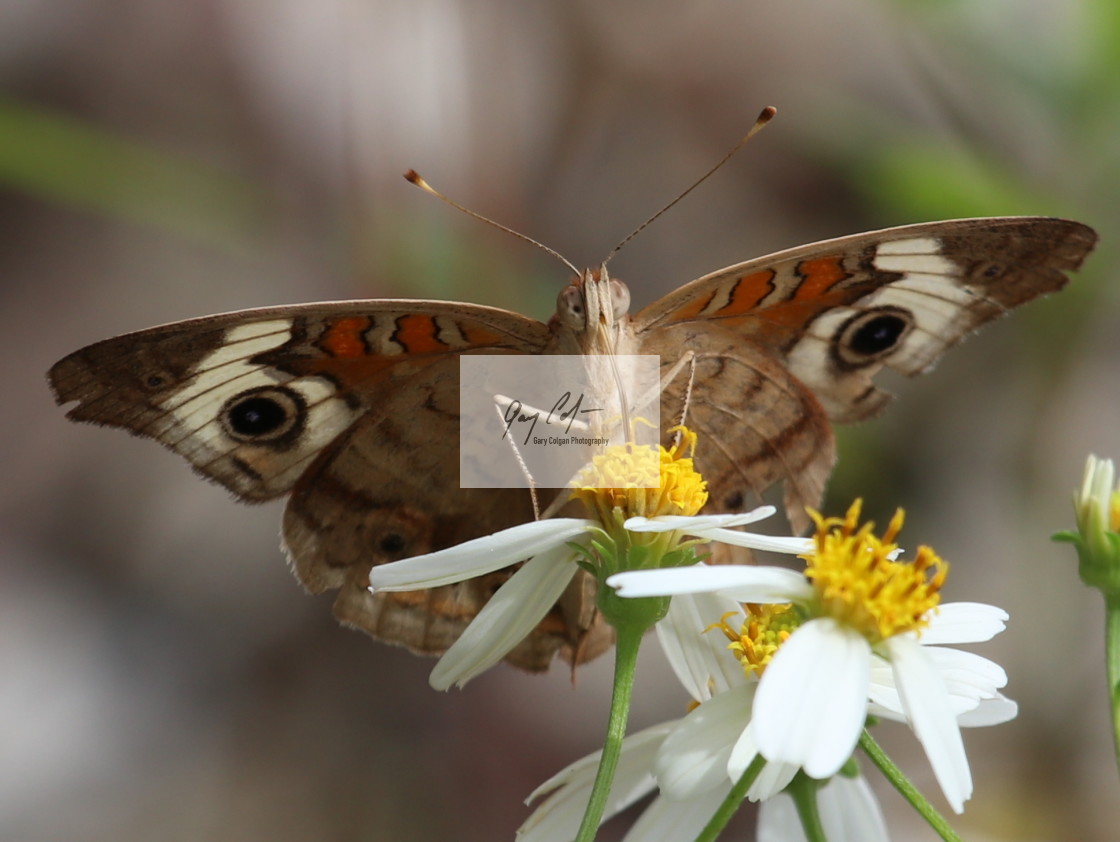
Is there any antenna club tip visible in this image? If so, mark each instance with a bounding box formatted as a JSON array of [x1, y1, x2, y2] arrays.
[[403, 169, 426, 187], [759, 106, 777, 123]]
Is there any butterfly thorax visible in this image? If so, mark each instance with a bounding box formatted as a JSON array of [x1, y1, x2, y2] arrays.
[[548, 265, 638, 356]]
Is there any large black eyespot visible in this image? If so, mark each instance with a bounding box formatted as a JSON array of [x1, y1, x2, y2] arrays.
[[221, 387, 304, 443], [833, 307, 913, 368], [851, 314, 907, 355]]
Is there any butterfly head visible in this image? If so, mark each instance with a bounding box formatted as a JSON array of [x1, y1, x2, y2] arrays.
[[553, 266, 632, 349]]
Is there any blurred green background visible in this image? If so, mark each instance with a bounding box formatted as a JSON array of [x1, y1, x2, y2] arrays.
[[2, 1, 1116, 840]]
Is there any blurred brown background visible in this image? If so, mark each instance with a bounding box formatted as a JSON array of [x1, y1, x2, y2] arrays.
[[2, 1, 1117, 840]]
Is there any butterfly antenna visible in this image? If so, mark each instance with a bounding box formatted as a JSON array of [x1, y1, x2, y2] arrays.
[[404, 170, 581, 278], [602, 106, 777, 266]]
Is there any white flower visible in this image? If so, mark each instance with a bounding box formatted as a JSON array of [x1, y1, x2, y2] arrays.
[[757, 774, 888, 842], [1074, 454, 1119, 542], [609, 501, 1016, 813], [368, 506, 810, 690], [651, 592, 801, 802], [519, 592, 889, 841], [1060, 454, 1120, 591]]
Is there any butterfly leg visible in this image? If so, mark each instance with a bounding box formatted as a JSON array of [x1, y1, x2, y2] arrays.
[[650, 350, 698, 448], [490, 399, 543, 520]]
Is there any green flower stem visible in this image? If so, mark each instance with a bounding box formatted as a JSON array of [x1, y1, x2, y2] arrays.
[[1106, 591, 1120, 774], [859, 730, 962, 842], [787, 774, 828, 842], [692, 754, 766, 842], [573, 619, 645, 842]]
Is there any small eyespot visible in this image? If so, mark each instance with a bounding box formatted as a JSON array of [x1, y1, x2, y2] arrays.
[[221, 387, 304, 442], [379, 533, 406, 555], [139, 369, 172, 391]]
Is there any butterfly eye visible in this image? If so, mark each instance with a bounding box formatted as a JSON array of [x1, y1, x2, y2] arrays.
[[834, 307, 913, 367], [556, 284, 586, 328], [221, 387, 304, 443], [610, 278, 631, 319]]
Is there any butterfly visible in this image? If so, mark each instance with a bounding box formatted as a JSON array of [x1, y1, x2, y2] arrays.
[[48, 215, 1097, 672]]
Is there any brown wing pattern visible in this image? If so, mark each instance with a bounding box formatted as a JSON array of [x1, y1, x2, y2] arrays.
[[640, 217, 1096, 424], [638, 217, 1095, 527], [646, 322, 834, 533], [48, 299, 614, 669]]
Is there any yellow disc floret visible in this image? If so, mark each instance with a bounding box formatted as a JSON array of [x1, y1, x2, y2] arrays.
[[571, 426, 709, 524], [802, 499, 947, 642], [712, 605, 801, 678]]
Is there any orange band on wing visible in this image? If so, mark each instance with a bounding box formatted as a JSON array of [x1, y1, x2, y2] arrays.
[[394, 314, 449, 354], [669, 270, 776, 321], [459, 323, 506, 347], [793, 256, 847, 299], [713, 270, 778, 316], [320, 316, 372, 358]]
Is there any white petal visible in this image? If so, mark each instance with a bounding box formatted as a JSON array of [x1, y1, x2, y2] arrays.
[[885, 635, 972, 813], [869, 682, 983, 722], [609, 565, 812, 603], [692, 527, 815, 554], [726, 722, 799, 802], [924, 647, 1008, 696], [429, 546, 578, 690], [754, 618, 870, 779], [1083, 455, 1115, 513], [624, 510, 812, 554], [622, 787, 729, 842], [869, 647, 1009, 721], [757, 774, 889, 842], [818, 774, 890, 842], [369, 518, 592, 591], [655, 684, 754, 799], [656, 592, 747, 701], [958, 694, 1018, 728], [519, 723, 672, 842], [526, 723, 672, 805], [624, 505, 777, 533], [756, 789, 802, 842], [918, 602, 1008, 645]]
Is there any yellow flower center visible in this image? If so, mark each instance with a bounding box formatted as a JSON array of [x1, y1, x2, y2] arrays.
[[570, 426, 709, 524], [712, 605, 800, 678], [802, 500, 947, 643]]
